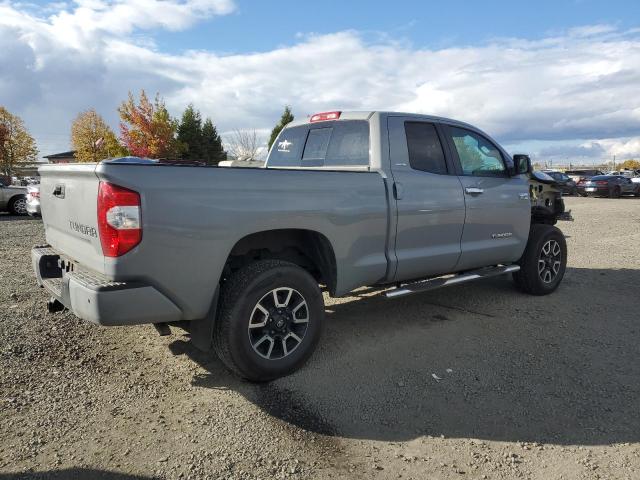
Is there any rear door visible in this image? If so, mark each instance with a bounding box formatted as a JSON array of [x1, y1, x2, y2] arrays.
[[442, 125, 530, 269], [388, 116, 466, 281], [620, 177, 635, 194]]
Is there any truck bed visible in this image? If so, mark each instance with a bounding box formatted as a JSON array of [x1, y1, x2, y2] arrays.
[[37, 162, 391, 322]]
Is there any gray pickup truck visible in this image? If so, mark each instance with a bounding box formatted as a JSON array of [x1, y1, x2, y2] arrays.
[[33, 111, 568, 381]]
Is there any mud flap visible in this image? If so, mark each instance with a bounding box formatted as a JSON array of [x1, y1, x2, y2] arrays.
[[187, 286, 219, 352]]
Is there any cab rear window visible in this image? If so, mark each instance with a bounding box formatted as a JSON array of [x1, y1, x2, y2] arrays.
[[268, 120, 369, 168]]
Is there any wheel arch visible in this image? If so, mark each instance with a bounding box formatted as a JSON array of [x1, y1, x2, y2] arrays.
[[223, 228, 338, 296], [9, 193, 26, 204]]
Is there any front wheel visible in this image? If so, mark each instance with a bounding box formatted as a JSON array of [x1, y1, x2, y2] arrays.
[[213, 260, 324, 382], [513, 224, 567, 295]]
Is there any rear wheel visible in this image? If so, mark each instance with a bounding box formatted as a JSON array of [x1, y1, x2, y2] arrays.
[[8, 196, 27, 215], [213, 260, 324, 382], [609, 186, 621, 198], [513, 224, 567, 295]]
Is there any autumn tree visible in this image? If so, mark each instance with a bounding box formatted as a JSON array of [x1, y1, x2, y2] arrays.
[[0, 106, 38, 177], [118, 90, 182, 159], [177, 104, 203, 160], [618, 159, 640, 170], [267, 106, 294, 152], [201, 118, 226, 164], [71, 109, 127, 162]]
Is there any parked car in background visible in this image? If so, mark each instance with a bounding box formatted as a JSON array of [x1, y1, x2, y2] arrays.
[[543, 171, 578, 195], [608, 169, 640, 183], [0, 181, 28, 215], [577, 175, 640, 198], [26, 184, 41, 217], [566, 169, 606, 196]]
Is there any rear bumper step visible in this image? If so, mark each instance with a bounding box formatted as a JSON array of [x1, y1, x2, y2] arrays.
[[32, 245, 182, 326], [385, 264, 520, 299]]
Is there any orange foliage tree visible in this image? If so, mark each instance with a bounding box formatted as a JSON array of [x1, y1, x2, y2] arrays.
[[118, 90, 182, 158]]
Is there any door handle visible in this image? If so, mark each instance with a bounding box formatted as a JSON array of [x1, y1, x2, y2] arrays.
[[53, 185, 65, 198], [465, 187, 484, 195], [393, 182, 404, 200]]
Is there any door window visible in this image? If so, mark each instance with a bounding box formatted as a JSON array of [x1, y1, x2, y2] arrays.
[[404, 122, 448, 174], [449, 127, 506, 177]]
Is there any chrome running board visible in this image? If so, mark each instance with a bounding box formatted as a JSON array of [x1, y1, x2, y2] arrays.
[[385, 264, 520, 299]]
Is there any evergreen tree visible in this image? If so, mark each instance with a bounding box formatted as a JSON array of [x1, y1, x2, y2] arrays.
[[177, 104, 203, 160], [201, 118, 226, 164], [267, 106, 294, 152]]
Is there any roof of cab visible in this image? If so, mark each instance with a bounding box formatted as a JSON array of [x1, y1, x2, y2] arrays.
[[286, 111, 477, 130]]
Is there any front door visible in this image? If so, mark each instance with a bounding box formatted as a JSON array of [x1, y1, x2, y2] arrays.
[[442, 125, 530, 270], [388, 116, 466, 282]]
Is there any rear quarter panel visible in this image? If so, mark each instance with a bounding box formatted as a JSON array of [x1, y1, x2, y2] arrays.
[[96, 164, 390, 320]]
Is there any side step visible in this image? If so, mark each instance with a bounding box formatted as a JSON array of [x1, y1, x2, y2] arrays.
[[385, 264, 520, 299]]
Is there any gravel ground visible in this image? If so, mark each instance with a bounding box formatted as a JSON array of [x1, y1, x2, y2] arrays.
[[1, 196, 639, 480]]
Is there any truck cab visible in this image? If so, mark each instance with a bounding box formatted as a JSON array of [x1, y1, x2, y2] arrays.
[[267, 111, 532, 283]]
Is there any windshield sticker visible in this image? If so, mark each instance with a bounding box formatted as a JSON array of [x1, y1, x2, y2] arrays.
[[277, 139, 292, 152]]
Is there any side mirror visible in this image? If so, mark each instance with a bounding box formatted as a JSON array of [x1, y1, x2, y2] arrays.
[[513, 154, 532, 175]]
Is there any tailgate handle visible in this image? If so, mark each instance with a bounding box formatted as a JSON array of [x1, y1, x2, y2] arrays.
[[53, 184, 65, 198]]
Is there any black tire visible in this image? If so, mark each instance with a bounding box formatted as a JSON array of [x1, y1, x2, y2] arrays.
[[8, 195, 27, 215], [578, 190, 588, 197], [213, 259, 324, 382], [513, 224, 567, 295], [609, 186, 621, 198]]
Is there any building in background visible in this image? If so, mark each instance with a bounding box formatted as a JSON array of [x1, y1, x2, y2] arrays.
[[43, 150, 76, 164]]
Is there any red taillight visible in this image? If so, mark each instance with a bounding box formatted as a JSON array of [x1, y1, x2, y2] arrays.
[[310, 111, 341, 122], [596, 181, 608, 186], [30, 191, 40, 199], [97, 182, 141, 257]]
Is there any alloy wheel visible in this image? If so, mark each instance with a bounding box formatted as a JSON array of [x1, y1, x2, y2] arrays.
[[247, 287, 309, 360], [538, 239, 562, 284], [14, 198, 27, 215]]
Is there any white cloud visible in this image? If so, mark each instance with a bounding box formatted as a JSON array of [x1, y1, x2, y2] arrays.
[[595, 137, 640, 158], [1, 1, 639, 164]]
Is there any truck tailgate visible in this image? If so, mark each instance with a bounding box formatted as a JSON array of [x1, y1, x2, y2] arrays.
[[38, 164, 105, 273]]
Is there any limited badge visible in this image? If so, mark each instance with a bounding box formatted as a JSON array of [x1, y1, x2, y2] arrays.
[[277, 139, 292, 152]]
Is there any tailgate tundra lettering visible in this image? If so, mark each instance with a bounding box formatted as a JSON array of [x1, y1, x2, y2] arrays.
[[69, 220, 98, 238]]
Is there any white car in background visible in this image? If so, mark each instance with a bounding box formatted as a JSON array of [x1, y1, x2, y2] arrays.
[[26, 184, 41, 217]]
